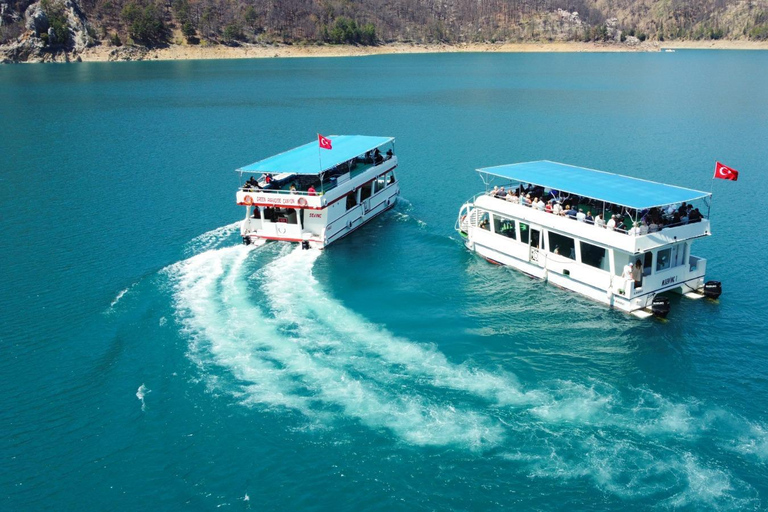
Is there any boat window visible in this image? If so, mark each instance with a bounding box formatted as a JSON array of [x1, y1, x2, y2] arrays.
[[492, 215, 516, 239], [346, 192, 358, 210], [549, 232, 575, 260], [656, 248, 671, 272], [519, 222, 529, 244], [361, 182, 373, 201], [376, 173, 387, 192], [643, 252, 653, 276], [580, 241, 607, 269], [478, 211, 490, 231]]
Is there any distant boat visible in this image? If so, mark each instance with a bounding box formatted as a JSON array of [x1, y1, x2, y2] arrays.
[[456, 161, 722, 319], [236, 135, 400, 249], [664, 48, 676, 53]]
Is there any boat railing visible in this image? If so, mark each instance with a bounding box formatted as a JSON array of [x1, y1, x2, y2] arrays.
[[483, 193, 706, 237]]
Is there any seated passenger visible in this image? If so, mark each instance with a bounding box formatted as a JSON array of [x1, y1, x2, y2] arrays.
[[648, 219, 659, 232], [639, 220, 649, 235], [545, 201, 553, 213], [585, 211, 594, 223], [290, 184, 297, 194], [566, 205, 578, 219], [495, 186, 507, 198], [490, 186, 499, 196], [308, 185, 317, 196], [536, 198, 545, 211], [595, 213, 605, 228], [689, 208, 702, 223], [521, 194, 532, 206], [553, 202, 563, 216], [386, 149, 393, 159], [576, 208, 586, 222], [505, 190, 516, 202], [606, 215, 617, 230], [374, 148, 383, 164]]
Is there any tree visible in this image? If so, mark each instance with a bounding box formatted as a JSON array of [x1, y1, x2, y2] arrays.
[[121, 2, 166, 43]]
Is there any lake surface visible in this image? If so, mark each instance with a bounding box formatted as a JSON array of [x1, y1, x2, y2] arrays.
[[2, 51, 768, 510]]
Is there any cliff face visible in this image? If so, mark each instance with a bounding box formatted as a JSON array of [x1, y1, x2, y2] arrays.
[[2, 0, 767, 63]]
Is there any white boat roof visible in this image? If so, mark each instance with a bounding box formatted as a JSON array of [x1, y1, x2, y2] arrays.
[[478, 160, 711, 210], [237, 135, 394, 175]]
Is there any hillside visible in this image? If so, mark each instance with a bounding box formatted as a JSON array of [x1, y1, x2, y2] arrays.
[[2, 0, 768, 62]]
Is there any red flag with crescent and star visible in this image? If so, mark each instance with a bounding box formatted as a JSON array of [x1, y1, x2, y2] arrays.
[[714, 161, 739, 181], [318, 134, 333, 150]]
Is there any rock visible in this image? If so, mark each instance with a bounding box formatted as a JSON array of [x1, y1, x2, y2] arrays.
[[625, 36, 640, 47], [24, 2, 48, 35], [47, 26, 56, 44]]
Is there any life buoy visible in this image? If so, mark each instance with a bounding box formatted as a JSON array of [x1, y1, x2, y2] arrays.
[[298, 197, 308, 207], [243, 195, 253, 206]]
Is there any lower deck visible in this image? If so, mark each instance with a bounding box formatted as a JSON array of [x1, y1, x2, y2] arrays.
[[460, 202, 709, 314]]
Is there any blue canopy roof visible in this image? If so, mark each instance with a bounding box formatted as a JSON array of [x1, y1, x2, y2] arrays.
[[478, 160, 710, 210], [237, 135, 394, 175]]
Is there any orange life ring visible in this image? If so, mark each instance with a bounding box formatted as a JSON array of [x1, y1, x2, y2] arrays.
[[298, 197, 308, 207], [243, 195, 254, 206]]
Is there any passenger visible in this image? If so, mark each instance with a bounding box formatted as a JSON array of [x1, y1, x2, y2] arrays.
[[632, 260, 643, 289], [622, 262, 634, 282], [386, 149, 393, 159], [639, 220, 649, 235], [595, 213, 605, 228], [536, 198, 546, 211], [490, 186, 499, 196], [308, 185, 317, 196], [374, 148, 383, 164], [576, 208, 586, 222], [607, 215, 617, 230], [264, 173, 273, 184], [495, 186, 507, 198], [553, 202, 563, 216], [585, 211, 594, 224], [545, 201, 553, 213], [631, 221, 642, 236], [521, 194, 531, 206], [566, 205, 578, 219], [505, 190, 516, 202], [531, 197, 538, 209], [689, 208, 702, 223], [290, 184, 297, 194], [648, 219, 659, 233]]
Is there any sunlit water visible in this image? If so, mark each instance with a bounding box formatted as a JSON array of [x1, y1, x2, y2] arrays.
[[2, 52, 768, 510]]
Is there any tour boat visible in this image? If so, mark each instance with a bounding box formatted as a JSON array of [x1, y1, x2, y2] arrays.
[[236, 135, 399, 249], [456, 161, 721, 318]]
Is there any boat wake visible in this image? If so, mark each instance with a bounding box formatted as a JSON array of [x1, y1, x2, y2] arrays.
[[167, 236, 765, 508]]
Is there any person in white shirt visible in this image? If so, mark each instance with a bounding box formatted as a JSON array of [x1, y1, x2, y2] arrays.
[[553, 202, 563, 216], [576, 208, 586, 222], [639, 221, 649, 235], [537, 198, 546, 211], [607, 215, 617, 230], [595, 213, 605, 228]]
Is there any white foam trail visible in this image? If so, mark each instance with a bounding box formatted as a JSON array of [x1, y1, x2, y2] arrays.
[[110, 287, 130, 308], [184, 221, 241, 256], [136, 383, 149, 412], [169, 244, 765, 506]]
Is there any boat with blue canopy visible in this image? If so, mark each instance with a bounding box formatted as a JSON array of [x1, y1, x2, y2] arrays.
[[456, 160, 722, 318], [236, 135, 399, 249]]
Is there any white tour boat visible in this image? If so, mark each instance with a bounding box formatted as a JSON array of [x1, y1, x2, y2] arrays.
[[236, 135, 399, 249], [456, 161, 722, 318]]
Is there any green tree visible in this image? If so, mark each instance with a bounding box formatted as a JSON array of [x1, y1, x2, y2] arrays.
[[41, 0, 70, 46], [121, 2, 166, 43]]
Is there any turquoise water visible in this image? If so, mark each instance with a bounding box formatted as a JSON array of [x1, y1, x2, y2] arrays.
[[2, 52, 768, 510]]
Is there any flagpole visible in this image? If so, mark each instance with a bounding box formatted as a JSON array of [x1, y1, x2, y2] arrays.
[[708, 160, 716, 219], [317, 133, 324, 194]]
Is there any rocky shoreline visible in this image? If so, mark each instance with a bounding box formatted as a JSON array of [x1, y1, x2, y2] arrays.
[[3, 39, 768, 64]]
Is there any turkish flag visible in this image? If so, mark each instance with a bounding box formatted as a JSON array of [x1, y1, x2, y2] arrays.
[[318, 134, 333, 150], [714, 161, 739, 181]]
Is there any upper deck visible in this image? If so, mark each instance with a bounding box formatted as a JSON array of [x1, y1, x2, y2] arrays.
[[473, 160, 712, 252], [235, 135, 396, 209]]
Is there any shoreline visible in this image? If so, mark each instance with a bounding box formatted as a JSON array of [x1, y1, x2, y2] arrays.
[[7, 40, 768, 63], [80, 40, 768, 62]]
